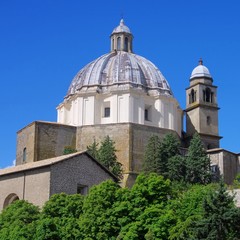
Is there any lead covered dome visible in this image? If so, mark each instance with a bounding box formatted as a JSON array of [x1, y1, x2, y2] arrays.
[[190, 58, 212, 80], [67, 19, 172, 97], [58, 20, 182, 137]]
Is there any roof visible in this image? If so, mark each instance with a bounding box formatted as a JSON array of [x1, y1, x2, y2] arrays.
[[190, 59, 212, 80], [112, 19, 131, 34], [66, 51, 173, 97], [207, 148, 240, 156], [0, 151, 119, 181]]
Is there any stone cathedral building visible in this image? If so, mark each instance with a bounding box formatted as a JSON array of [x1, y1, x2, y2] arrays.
[[0, 20, 239, 210]]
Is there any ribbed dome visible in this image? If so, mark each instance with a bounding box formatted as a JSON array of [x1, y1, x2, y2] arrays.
[[67, 51, 172, 97], [190, 59, 212, 80]]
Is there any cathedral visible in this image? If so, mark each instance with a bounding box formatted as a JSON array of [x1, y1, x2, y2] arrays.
[[0, 20, 239, 210]]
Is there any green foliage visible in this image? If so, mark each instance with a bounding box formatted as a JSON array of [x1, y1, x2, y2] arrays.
[[35, 193, 84, 240], [143, 133, 213, 185], [0, 200, 40, 240], [186, 133, 211, 184], [79, 180, 121, 239], [118, 173, 173, 239], [1, 175, 239, 239], [87, 135, 123, 179], [158, 133, 180, 176], [63, 146, 77, 155], [167, 155, 186, 182], [233, 173, 240, 189], [87, 138, 99, 159], [143, 133, 181, 177], [143, 135, 161, 173], [194, 181, 240, 240], [169, 184, 215, 239]]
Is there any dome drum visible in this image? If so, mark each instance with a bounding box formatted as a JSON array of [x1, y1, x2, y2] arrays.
[[58, 19, 182, 137]]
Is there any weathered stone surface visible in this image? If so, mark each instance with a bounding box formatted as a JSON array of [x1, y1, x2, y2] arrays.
[[0, 152, 116, 211], [16, 121, 76, 165]]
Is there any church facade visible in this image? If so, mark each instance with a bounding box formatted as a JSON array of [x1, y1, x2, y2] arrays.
[[0, 20, 239, 209]]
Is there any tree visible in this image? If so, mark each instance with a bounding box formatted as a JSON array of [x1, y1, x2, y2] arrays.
[[0, 200, 40, 240], [118, 173, 173, 239], [87, 138, 99, 159], [185, 133, 211, 184], [194, 181, 240, 240], [158, 133, 181, 176], [143, 133, 181, 176], [167, 155, 186, 182], [79, 180, 121, 239], [35, 193, 84, 240], [143, 135, 161, 174], [98, 135, 123, 179], [169, 184, 215, 240]]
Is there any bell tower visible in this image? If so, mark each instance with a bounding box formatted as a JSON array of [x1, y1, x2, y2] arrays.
[[185, 59, 221, 149]]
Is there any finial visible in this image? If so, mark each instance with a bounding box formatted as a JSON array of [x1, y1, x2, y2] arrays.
[[198, 58, 203, 65], [120, 18, 124, 26]]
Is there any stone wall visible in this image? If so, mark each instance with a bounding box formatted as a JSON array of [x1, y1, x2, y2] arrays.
[[76, 123, 179, 186], [131, 123, 179, 172], [16, 121, 76, 164], [208, 149, 239, 185], [16, 122, 36, 165], [0, 152, 116, 211], [50, 154, 117, 195], [228, 189, 240, 208], [76, 123, 131, 173], [36, 122, 76, 161], [0, 167, 50, 211]]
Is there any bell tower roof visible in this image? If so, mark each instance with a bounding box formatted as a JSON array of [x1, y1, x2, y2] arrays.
[[190, 58, 212, 80]]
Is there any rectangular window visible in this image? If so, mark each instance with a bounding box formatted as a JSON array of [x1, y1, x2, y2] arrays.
[[144, 105, 152, 121], [77, 184, 88, 195], [144, 109, 149, 121], [104, 107, 110, 117]]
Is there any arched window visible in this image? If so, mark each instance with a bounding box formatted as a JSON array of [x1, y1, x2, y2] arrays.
[[207, 116, 211, 125], [211, 92, 214, 103], [190, 89, 196, 103], [112, 38, 114, 50], [3, 193, 19, 209], [205, 88, 211, 102], [117, 37, 121, 50], [124, 37, 128, 51], [23, 147, 27, 163]]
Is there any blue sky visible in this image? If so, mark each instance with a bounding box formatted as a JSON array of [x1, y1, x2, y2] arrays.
[[0, 0, 240, 168]]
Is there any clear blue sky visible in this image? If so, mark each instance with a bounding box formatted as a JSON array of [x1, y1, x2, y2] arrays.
[[0, 0, 240, 168]]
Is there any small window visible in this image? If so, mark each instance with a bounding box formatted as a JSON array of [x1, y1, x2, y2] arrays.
[[23, 147, 27, 163], [112, 38, 114, 50], [207, 116, 211, 125], [104, 107, 110, 117], [117, 37, 121, 50], [203, 87, 213, 103], [144, 105, 152, 121], [145, 109, 149, 121], [124, 37, 128, 51], [77, 184, 88, 195], [189, 89, 196, 104]]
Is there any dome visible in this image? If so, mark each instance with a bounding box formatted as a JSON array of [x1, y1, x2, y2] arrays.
[[112, 19, 131, 34], [190, 59, 212, 80], [67, 51, 172, 97]]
